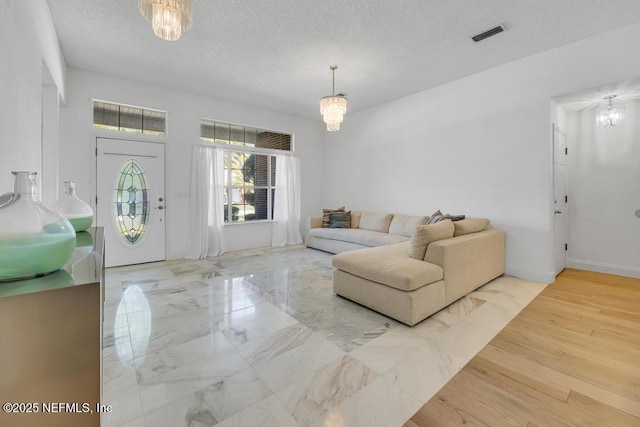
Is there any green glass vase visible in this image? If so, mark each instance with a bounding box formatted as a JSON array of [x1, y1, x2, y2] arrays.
[[0, 172, 76, 281], [53, 181, 94, 232]]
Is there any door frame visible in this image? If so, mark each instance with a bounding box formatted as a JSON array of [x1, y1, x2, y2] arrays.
[[93, 136, 167, 266], [551, 123, 568, 277]]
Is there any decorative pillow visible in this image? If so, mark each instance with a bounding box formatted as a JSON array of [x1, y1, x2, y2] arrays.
[[427, 210, 445, 224], [428, 210, 465, 224], [388, 214, 429, 237], [453, 218, 489, 236], [409, 219, 455, 260], [359, 212, 393, 233], [329, 211, 352, 228], [322, 206, 345, 228]]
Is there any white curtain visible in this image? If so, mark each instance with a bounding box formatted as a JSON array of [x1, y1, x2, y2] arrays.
[[185, 145, 226, 258], [272, 155, 303, 246]]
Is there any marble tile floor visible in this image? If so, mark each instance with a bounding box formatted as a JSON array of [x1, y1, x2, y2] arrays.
[[101, 245, 547, 427]]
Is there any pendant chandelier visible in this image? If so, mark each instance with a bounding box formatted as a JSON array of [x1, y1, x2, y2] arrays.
[[139, 0, 193, 41], [596, 95, 624, 127], [319, 65, 348, 132]]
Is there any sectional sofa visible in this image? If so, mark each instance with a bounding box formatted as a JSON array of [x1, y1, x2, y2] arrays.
[[306, 211, 505, 325]]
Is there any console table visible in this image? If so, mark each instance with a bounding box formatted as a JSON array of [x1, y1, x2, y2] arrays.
[[0, 227, 104, 427]]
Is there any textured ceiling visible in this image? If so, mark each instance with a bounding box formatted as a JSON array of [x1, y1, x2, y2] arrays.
[[47, 0, 640, 121], [554, 77, 640, 112]]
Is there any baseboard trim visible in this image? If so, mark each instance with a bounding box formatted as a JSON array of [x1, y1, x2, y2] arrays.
[[505, 267, 555, 284], [566, 259, 640, 279]]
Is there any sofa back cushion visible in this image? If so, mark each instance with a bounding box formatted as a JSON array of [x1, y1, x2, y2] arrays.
[[453, 218, 489, 236], [359, 212, 393, 233], [389, 214, 429, 237], [350, 211, 362, 229], [409, 219, 455, 260]]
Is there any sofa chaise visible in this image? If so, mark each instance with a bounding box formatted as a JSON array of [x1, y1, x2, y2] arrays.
[[307, 211, 505, 326]]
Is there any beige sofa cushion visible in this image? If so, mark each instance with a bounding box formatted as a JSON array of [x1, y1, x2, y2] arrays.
[[409, 219, 455, 260], [309, 227, 408, 247], [453, 218, 489, 236], [333, 270, 445, 326], [388, 214, 429, 237], [359, 212, 393, 233], [332, 242, 443, 291], [351, 211, 362, 229]]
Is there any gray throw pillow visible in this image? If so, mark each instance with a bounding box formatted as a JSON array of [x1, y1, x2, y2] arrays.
[[329, 211, 352, 228], [427, 210, 445, 224]]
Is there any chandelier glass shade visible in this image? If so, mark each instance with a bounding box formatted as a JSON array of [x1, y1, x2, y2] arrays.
[[320, 95, 348, 132], [596, 95, 624, 127], [319, 65, 348, 131], [139, 0, 192, 41]]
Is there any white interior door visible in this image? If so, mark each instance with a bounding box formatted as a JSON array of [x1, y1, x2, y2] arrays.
[[553, 125, 568, 276], [97, 138, 165, 267]]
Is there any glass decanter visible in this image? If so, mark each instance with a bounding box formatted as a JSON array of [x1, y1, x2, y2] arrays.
[[53, 181, 94, 232], [0, 171, 76, 281]]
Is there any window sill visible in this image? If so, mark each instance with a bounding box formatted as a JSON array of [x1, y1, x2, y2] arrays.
[[224, 220, 274, 226]]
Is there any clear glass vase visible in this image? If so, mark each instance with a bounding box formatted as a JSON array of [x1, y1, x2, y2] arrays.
[[53, 181, 94, 232], [0, 171, 76, 281]]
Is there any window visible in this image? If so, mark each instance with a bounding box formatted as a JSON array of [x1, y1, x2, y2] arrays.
[[93, 100, 166, 136], [114, 159, 149, 244], [224, 151, 276, 222], [200, 119, 291, 151], [201, 119, 292, 223]]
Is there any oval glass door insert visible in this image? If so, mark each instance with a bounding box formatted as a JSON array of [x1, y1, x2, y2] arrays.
[[114, 159, 150, 244]]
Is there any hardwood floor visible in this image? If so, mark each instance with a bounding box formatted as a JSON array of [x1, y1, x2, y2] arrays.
[[405, 269, 640, 427]]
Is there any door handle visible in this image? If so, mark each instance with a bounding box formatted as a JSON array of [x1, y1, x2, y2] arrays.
[[156, 205, 164, 210], [554, 210, 562, 214]]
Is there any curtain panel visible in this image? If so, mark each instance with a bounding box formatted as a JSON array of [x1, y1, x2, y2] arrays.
[[185, 145, 226, 258], [272, 155, 303, 246]]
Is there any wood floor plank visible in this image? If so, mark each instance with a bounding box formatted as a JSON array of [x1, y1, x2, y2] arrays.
[[555, 352, 640, 399], [511, 305, 594, 336], [407, 270, 640, 426], [455, 367, 580, 427], [567, 390, 640, 427], [440, 375, 528, 426], [501, 314, 640, 365], [410, 388, 492, 427], [540, 287, 640, 315], [475, 345, 571, 402], [560, 268, 640, 288]]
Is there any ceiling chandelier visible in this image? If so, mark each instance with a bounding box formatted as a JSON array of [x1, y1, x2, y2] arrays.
[[596, 95, 624, 127], [139, 0, 192, 41], [319, 65, 348, 132]]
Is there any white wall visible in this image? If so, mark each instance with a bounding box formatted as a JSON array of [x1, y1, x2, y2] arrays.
[[58, 68, 326, 259], [0, 1, 65, 196], [0, 1, 43, 187], [566, 99, 640, 278], [41, 82, 60, 205], [324, 22, 640, 283]]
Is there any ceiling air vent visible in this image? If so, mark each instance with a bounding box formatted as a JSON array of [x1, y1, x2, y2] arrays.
[[472, 24, 506, 42]]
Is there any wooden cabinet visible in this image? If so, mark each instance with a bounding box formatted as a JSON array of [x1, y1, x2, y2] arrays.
[[0, 228, 104, 427]]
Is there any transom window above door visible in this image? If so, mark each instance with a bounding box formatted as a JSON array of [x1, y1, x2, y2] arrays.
[[93, 100, 167, 136], [200, 119, 292, 152]]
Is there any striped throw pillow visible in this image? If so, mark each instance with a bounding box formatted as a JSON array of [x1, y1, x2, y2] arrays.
[[322, 206, 345, 228]]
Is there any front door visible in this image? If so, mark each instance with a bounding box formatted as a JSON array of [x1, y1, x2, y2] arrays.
[[96, 138, 165, 267], [553, 125, 568, 276]]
